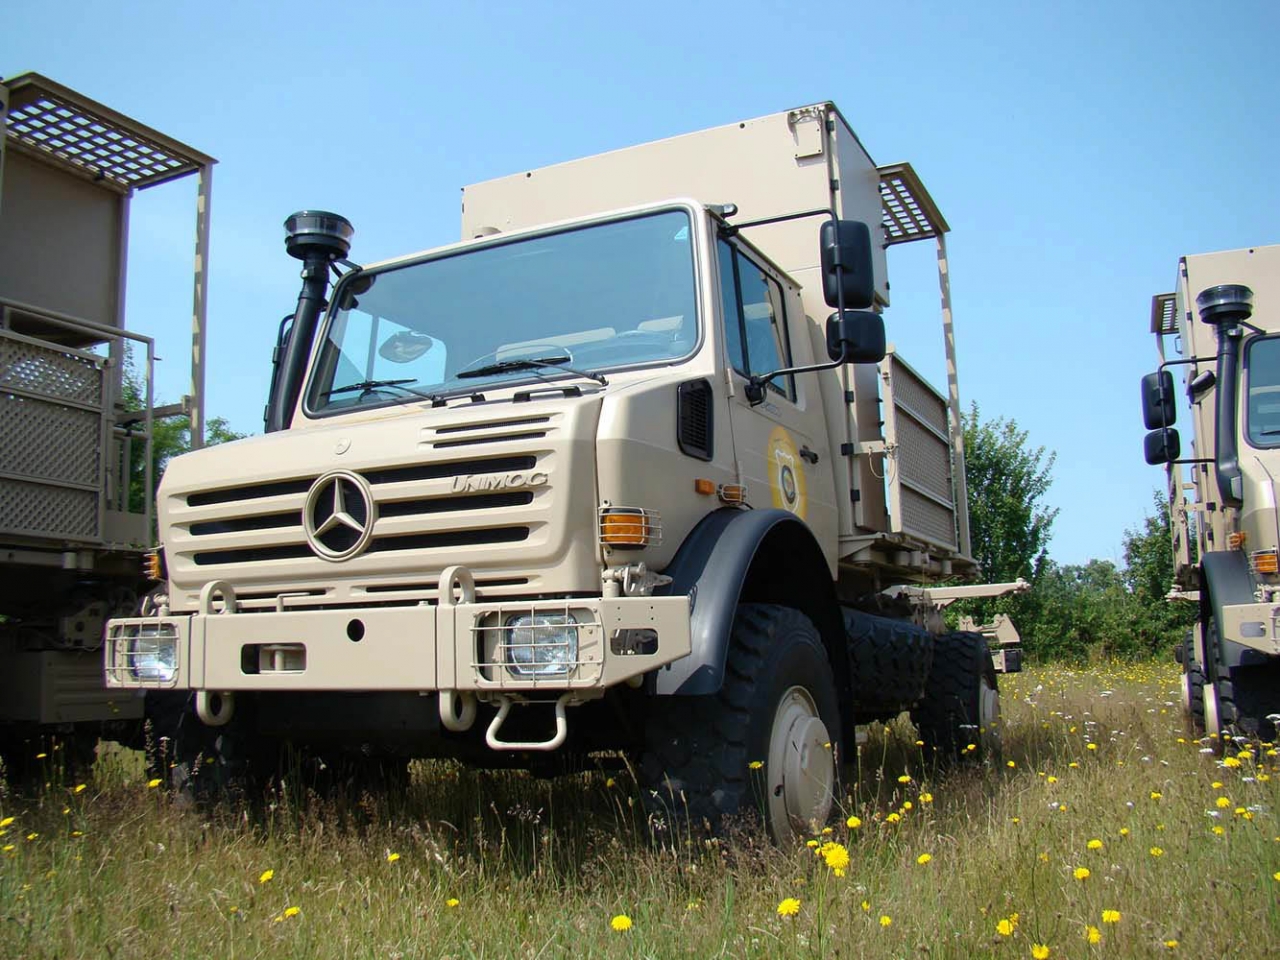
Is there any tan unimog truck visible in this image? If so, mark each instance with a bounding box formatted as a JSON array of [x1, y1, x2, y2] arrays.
[[1141, 244, 1280, 743], [0, 73, 214, 781], [105, 103, 1021, 839]]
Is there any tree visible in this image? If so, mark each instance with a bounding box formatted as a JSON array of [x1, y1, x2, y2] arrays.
[[1118, 490, 1197, 656], [962, 402, 1058, 584]]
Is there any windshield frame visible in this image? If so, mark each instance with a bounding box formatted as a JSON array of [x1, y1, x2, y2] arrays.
[[300, 202, 705, 419], [1243, 332, 1280, 449]]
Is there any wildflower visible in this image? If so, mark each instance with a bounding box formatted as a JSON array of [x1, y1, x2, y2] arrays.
[[2, 845, 13, 853], [966, 743, 977, 752], [820, 841, 850, 872], [919, 793, 933, 803], [73, 784, 87, 794], [1073, 867, 1091, 881], [902, 800, 913, 811], [1216, 797, 1231, 808], [886, 812, 901, 823], [777, 897, 801, 917], [605, 777, 615, 788], [1038, 852, 1050, 863], [996, 918, 1014, 936], [897, 774, 912, 784], [749, 760, 764, 770], [806, 839, 819, 848], [147, 779, 162, 789], [1273, 871, 1280, 881], [1164, 940, 1178, 950], [610, 914, 632, 932], [446, 897, 460, 908], [1032, 944, 1051, 959], [1069, 762, 1079, 768], [916, 853, 932, 865], [1212, 781, 1224, 789], [1087, 743, 1098, 751], [386, 852, 400, 863], [1101, 910, 1121, 924], [283, 906, 300, 919], [860, 900, 871, 912], [1087, 839, 1103, 850], [1149, 846, 1164, 857], [1212, 826, 1225, 836], [1007, 760, 1016, 768], [821, 826, 833, 835], [258, 869, 274, 884], [1223, 757, 1241, 768], [879, 914, 892, 928], [70, 830, 83, 838], [1150, 791, 1162, 800], [1012, 817, 1021, 824], [846, 815, 862, 829], [25, 833, 37, 841], [1119, 828, 1130, 837], [1047, 776, 1058, 784], [229, 906, 238, 914], [35, 753, 46, 759], [0, 818, 13, 829], [1084, 925, 1101, 944]]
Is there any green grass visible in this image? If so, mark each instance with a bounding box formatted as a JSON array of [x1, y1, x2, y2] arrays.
[[0, 662, 1276, 958]]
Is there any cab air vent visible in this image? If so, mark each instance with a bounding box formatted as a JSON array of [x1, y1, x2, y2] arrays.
[[677, 379, 714, 461]]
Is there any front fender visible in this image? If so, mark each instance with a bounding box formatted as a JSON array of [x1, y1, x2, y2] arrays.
[[654, 508, 839, 695]]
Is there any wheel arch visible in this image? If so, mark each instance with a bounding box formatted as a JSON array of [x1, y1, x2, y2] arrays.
[[1199, 551, 1261, 672], [654, 508, 846, 700]]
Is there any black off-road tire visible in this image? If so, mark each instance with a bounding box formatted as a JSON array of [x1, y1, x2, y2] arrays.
[[913, 631, 1000, 764], [1181, 630, 1207, 734], [639, 603, 841, 842], [843, 608, 935, 720]]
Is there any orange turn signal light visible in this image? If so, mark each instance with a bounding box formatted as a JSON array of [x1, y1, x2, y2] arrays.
[[718, 483, 747, 505], [600, 510, 657, 547], [1227, 532, 1246, 550], [1250, 549, 1278, 575], [694, 478, 716, 496], [143, 549, 166, 582]]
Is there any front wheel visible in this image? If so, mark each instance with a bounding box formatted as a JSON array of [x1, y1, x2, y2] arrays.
[[639, 603, 841, 842]]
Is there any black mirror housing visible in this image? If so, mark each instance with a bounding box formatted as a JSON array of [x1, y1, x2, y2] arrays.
[[1144, 427, 1181, 465], [826, 310, 886, 364], [820, 220, 875, 309], [1141, 370, 1176, 429]]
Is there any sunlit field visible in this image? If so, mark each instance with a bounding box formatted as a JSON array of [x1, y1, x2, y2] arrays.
[[1, 663, 1276, 959]]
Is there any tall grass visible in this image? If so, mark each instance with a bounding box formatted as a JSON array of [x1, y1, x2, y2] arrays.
[[0, 662, 1275, 958]]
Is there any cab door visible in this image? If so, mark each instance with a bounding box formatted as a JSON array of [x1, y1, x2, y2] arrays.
[[716, 238, 836, 553]]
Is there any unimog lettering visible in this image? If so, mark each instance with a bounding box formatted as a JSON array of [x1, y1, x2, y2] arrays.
[[451, 472, 549, 493]]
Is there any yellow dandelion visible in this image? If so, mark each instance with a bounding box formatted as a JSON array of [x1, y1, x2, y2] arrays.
[[777, 897, 801, 918], [1212, 781, 1224, 789], [35, 753, 46, 759], [1012, 817, 1021, 824], [1073, 867, 1091, 881], [1164, 940, 1178, 950], [1119, 827, 1130, 837], [879, 914, 892, 928], [1084, 925, 1101, 944], [2, 845, 13, 853], [258, 869, 274, 884], [749, 760, 764, 770], [806, 839, 820, 848], [147, 778, 162, 789], [1216, 796, 1231, 808], [916, 853, 932, 865], [897, 774, 912, 783], [446, 897, 460, 908], [996, 918, 1014, 936], [1273, 871, 1280, 881], [386, 852, 400, 863], [1007, 760, 1016, 768], [605, 777, 615, 788], [902, 801, 913, 811], [1223, 757, 1241, 768], [73, 784, 87, 794], [1069, 762, 1080, 768], [1047, 776, 1058, 783], [919, 792, 933, 803], [1087, 839, 1103, 850], [833, 867, 846, 878], [1087, 743, 1098, 751], [25, 833, 37, 841], [1101, 909, 1121, 924], [860, 900, 871, 912], [610, 914, 633, 932], [886, 812, 901, 824], [1149, 847, 1164, 858], [283, 906, 300, 919], [70, 830, 83, 838], [846, 815, 862, 829], [821, 826, 833, 835], [1212, 826, 1225, 836], [1150, 791, 1162, 800], [966, 743, 977, 752], [1032, 944, 1051, 959]]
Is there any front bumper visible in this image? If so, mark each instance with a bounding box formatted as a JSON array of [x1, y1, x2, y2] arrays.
[[1219, 601, 1280, 657], [104, 566, 692, 696]]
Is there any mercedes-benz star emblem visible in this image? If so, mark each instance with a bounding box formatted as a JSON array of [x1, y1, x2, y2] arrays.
[[303, 470, 376, 561]]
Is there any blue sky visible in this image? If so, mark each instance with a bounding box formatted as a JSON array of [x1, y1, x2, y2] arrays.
[[4, 0, 1277, 566]]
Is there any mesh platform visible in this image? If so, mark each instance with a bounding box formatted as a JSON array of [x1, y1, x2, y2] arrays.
[[3, 72, 213, 191], [878, 162, 950, 246], [1150, 292, 1178, 335]]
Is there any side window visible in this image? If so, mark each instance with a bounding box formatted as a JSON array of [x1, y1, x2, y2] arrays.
[[717, 240, 795, 400]]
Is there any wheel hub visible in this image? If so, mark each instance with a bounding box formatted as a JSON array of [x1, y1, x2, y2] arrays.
[[767, 686, 834, 838]]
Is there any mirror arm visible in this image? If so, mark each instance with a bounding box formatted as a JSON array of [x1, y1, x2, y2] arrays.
[[745, 345, 850, 406]]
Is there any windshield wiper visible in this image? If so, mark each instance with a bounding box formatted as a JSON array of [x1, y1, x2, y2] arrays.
[[323, 378, 442, 403], [455, 355, 607, 385]]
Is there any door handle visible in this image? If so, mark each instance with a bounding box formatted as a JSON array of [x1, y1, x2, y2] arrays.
[[799, 446, 819, 465]]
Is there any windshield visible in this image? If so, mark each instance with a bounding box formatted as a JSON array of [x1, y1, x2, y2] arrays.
[[306, 209, 697, 414], [1245, 334, 1280, 447]]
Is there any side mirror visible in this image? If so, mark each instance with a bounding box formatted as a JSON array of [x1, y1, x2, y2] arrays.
[[826, 310, 886, 364], [820, 220, 875, 310], [1144, 427, 1181, 465], [1140, 370, 1176, 428]]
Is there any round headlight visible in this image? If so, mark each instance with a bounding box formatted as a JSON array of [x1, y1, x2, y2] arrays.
[[504, 613, 578, 678]]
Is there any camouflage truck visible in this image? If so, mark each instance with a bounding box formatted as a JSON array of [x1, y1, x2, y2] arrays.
[[104, 103, 1022, 839], [0, 72, 214, 779], [1141, 244, 1280, 743]]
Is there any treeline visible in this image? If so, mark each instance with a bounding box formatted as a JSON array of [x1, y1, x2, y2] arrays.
[[955, 405, 1195, 662]]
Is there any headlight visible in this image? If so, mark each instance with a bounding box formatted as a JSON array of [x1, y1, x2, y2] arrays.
[[504, 613, 578, 678], [127, 628, 177, 683]]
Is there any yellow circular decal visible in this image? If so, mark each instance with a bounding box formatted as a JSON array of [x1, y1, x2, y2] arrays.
[[767, 426, 807, 519]]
